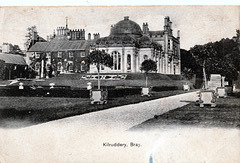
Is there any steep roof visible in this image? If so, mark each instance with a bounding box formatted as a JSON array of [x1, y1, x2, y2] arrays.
[[0, 53, 27, 65], [28, 40, 92, 52]]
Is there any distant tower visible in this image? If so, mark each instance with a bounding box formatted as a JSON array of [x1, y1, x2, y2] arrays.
[[142, 23, 149, 35]]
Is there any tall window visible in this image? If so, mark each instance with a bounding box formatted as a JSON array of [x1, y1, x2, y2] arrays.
[[69, 51, 74, 58], [58, 52, 62, 58], [118, 54, 121, 70], [35, 53, 40, 59], [81, 51, 86, 57], [57, 62, 62, 71], [68, 61, 73, 72], [35, 62, 40, 71], [112, 51, 121, 70], [46, 53, 51, 59], [127, 54, 131, 70]]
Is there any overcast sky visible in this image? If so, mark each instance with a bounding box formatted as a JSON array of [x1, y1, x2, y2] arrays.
[[0, 6, 239, 50]]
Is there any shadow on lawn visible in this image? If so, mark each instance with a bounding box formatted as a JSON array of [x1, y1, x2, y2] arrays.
[[0, 90, 194, 129], [0, 102, 114, 129], [131, 96, 240, 130], [0, 95, 155, 129]]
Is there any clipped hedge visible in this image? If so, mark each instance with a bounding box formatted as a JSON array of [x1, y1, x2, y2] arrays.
[[0, 85, 181, 98], [151, 86, 179, 91], [108, 87, 142, 98], [0, 86, 142, 98]]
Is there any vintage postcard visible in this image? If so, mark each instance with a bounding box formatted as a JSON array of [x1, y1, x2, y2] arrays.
[[0, 5, 239, 163]]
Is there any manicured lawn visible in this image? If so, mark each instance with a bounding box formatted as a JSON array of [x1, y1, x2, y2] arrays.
[[2, 73, 190, 89], [0, 90, 191, 128], [131, 95, 240, 130]]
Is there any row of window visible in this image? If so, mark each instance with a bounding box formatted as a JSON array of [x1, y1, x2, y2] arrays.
[[112, 51, 132, 71], [35, 61, 85, 72], [57, 51, 86, 58], [111, 51, 150, 71], [34, 51, 86, 59], [35, 51, 150, 72]]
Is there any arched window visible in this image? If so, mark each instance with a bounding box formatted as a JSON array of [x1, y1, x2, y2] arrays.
[[46, 63, 51, 71], [111, 51, 121, 70], [57, 62, 62, 71], [118, 54, 121, 70], [114, 53, 117, 70], [68, 61, 73, 72], [127, 54, 131, 70], [35, 62, 40, 71]]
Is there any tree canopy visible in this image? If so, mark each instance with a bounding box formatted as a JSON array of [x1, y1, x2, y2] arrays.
[[190, 31, 240, 85], [180, 49, 199, 80], [87, 50, 113, 71], [9, 44, 24, 55], [140, 59, 157, 87], [25, 26, 46, 51], [24, 26, 38, 50], [140, 59, 157, 73], [87, 50, 113, 89]]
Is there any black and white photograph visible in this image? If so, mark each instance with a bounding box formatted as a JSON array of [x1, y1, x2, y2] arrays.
[[0, 3, 239, 163]]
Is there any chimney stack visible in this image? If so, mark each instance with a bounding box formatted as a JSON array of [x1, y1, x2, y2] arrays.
[[177, 30, 180, 38], [124, 16, 129, 20], [88, 33, 91, 40]]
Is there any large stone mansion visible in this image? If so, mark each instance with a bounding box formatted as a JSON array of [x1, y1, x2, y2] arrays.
[[29, 16, 181, 78]]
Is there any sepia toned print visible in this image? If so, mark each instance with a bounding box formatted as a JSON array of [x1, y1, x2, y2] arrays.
[[0, 6, 239, 163]]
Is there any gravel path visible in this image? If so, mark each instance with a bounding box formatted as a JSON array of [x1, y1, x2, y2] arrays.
[[60, 91, 198, 131], [1, 91, 239, 163]]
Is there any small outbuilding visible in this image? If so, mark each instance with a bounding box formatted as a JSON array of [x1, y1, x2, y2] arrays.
[[0, 53, 28, 80]]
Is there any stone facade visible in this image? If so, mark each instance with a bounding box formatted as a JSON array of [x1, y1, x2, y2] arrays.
[[28, 16, 181, 78], [90, 16, 181, 75], [28, 18, 94, 78]]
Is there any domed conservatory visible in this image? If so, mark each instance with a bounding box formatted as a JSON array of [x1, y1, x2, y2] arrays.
[[90, 16, 181, 75]]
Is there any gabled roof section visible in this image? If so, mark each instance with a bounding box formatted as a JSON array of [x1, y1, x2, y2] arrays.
[[28, 40, 92, 52], [0, 53, 27, 65]]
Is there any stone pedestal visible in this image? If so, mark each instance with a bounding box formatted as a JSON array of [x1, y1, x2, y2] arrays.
[[183, 84, 190, 91], [141, 87, 151, 96], [90, 90, 108, 104], [199, 90, 216, 108], [216, 87, 226, 98]]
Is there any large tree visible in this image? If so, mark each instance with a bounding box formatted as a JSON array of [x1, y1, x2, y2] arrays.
[[180, 49, 199, 80], [190, 31, 240, 87], [24, 26, 46, 51], [24, 26, 38, 50], [140, 59, 157, 87], [190, 42, 216, 88], [211, 37, 240, 85], [87, 50, 113, 89], [9, 44, 24, 55]]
